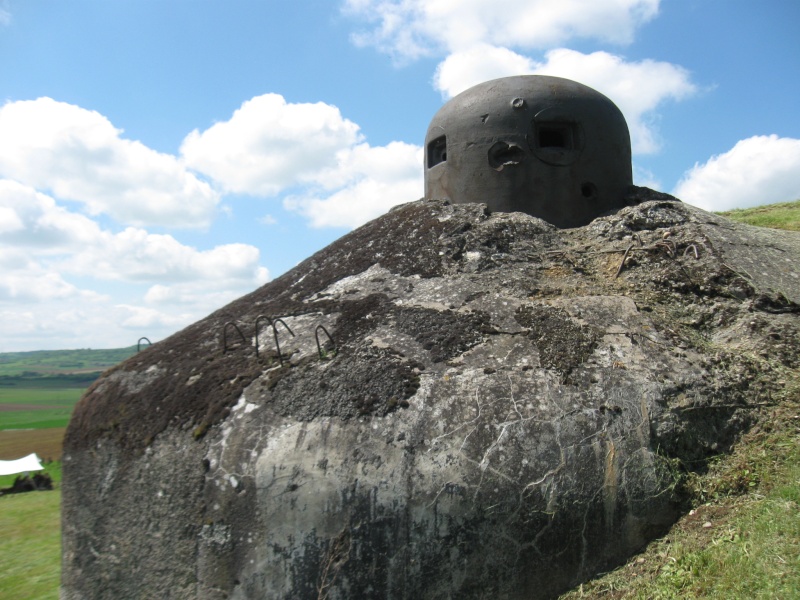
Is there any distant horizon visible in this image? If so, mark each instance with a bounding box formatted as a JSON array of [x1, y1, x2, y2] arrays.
[[2, 1, 799, 351], [0, 345, 138, 354]]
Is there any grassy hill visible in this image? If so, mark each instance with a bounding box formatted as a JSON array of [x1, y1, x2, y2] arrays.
[[717, 198, 800, 231]]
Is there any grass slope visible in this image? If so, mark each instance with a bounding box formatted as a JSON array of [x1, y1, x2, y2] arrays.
[[560, 393, 800, 599], [717, 199, 800, 231]]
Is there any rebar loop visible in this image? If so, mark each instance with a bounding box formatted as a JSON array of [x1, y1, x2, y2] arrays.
[[137, 337, 152, 352], [222, 322, 247, 353], [271, 318, 295, 366], [314, 325, 336, 359]]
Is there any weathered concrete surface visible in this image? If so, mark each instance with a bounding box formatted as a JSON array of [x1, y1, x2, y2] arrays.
[[62, 192, 800, 599]]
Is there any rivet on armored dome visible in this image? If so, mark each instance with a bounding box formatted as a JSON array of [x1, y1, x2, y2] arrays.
[[424, 75, 633, 228]]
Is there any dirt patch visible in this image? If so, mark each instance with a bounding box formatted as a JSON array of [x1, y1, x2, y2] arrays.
[[0, 427, 65, 461]]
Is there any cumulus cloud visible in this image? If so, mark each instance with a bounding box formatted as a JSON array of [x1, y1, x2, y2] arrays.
[[345, 0, 695, 157], [283, 141, 423, 228], [116, 304, 195, 329], [673, 135, 800, 212], [0, 181, 270, 349], [181, 94, 362, 196], [182, 94, 424, 229], [0, 179, 267, 345], [0, 179, 268, 287], [0, 260, 90, 302], [64, 229, 269, 284], [0, 98, 219, 228], [344, 0, 660, 60], [0, 179, 101, 250], [433, 44, 536, 95], [0, 299, 187, 351], [434, 46, 696, 154]]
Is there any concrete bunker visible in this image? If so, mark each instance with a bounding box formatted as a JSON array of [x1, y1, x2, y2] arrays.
[[424, 75, 633, 228]]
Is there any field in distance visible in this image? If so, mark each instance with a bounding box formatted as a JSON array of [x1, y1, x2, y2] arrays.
[[0, 346, 137, 377], [0, 346, 136, 460]]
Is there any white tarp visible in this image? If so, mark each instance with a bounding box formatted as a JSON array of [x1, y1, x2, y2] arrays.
[[0, 453, 44, 476]]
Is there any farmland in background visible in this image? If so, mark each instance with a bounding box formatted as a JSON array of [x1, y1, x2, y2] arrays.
[[0, 346, 136, 460]]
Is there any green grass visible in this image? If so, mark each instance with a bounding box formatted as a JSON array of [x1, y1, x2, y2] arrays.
[[0, 373, 100, 389], [717, 199, 800, 231], [0, 387, 85, 431], [0, 387, 84, 406], [0, 486, 61, 600], [561, 392, 800, 599], [0, 410, 75, 431]]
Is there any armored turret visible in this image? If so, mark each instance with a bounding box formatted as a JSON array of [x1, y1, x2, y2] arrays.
[[425, 75, 632, 227]]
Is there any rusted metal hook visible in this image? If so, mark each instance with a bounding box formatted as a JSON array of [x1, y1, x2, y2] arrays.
[[314, 325, 336, 360], [271, 318, 295, 366], [222, 322, 247, 353], [655, 239, 677, 258]]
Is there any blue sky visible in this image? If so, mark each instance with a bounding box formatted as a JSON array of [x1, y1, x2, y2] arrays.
[[1, 0, 798, 351]]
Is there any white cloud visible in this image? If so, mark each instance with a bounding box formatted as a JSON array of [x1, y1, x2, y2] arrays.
[[0, 98, 219, 228], [633, 165, 662, 190], [0, 300, 184, 352], [181, 94, 362, 196], [116, 304, 195, 329], [259, 214, 277, 226], [0, 179, 102, 250], [63, 228, 269, 284], [434, 46, 696, 154], [0, 205, 23, 233], [0, 181, 269, 350], [346, 1, 694, 157], [283, 141, 423, 228], [0, 261, 89, 302], [673, 135, 800, 212], [433, 44, 536, 95], [345, 0, 660, 60], [0, 179, 268, 286], [181, 94, 423, 229]]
